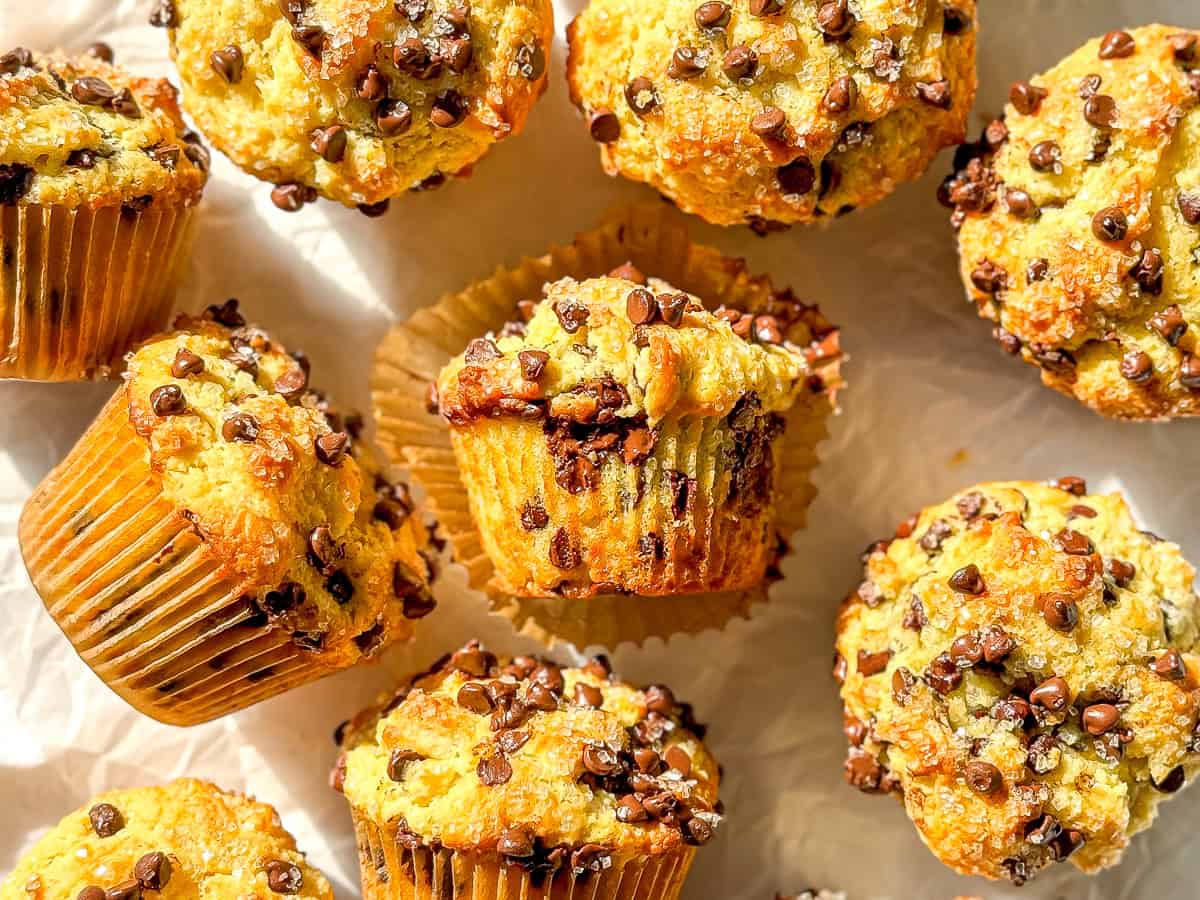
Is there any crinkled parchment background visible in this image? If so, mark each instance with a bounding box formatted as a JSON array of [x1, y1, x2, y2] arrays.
[[3, 1, 1200, 897]]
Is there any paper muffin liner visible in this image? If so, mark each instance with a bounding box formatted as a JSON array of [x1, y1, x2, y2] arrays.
[[353, 812, 696, 900], [0, 201, 197, 381], [17, 388, 339, 726], [371, 204, 842, 648]]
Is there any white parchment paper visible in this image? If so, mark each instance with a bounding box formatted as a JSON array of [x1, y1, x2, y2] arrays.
[[3, 1, 1200, 897]]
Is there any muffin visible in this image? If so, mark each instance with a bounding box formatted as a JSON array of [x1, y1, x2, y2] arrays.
[[565, 0, 977, 230], [834, 478, 1200, 884], [18, 300, 435, 726], [433, 270, 836, 599], [334, 640, 721, 900], [1, 779, 332, 900], [0, 47, 207, 380], [945, 25, 1200, 420], [158, 0, 553, 213]]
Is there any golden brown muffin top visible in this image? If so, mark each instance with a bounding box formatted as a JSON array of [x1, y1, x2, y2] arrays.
[[945, 24, 1200, 420], [835, 479, 1200, 884], [124, 300, 435, 668], [0, 779, 333, 900], [336, 641, 722, 863], [0, 49, 208, 208], [160, 0, 552, 210], [435, 270, 839, 429], [566, 0, 977, 229]]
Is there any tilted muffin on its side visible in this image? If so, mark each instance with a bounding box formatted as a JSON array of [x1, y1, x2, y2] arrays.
[[0, 48, 207, 380], [834, 479, 1200, 884], [19, 300, 435, 726], [945, 25, 1200, 419], [335, 641, 721, 900], [158, 0, 553, 212], [1, 779, 332, 900], [566, 0, 977, 230], [434, 271, 839, 598]]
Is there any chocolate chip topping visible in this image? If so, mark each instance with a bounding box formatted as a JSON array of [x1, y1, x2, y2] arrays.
[[1092, 206, 1128, 242], [575, 682, 603, 708], [549, 527, 581, 569], [1132, 249, 1165, 296], [554, 297, 590, 333], [1098, 30, 1136, 59], [964, 760, 1003, 795], [588, 109, 620, 142], [356, 64, 387, 101], [1084, 93, 1117, 128], [72, 76, 116, 106], [1030, 675, 1070, 711], [431, 89, 467, 128], [668, 46, 706, 80], [777, 157, 816, 195], [210, 45, 244, 84], [496, 826, 534, 857], [856, 649, 891, 677], [695, 1, 730, 28], [315, 431, 349, 466], [310, 125, 347, 162], [478, 752, 513, 786], [77, 887, 105, 900], [134, 852, 171, 891], [750, 106, 787, 140], [1120, 350, 1153, 384], [387, 747, 424, 781], [822, 75, 857, 114], [150, 384, 187, 417], [105, 880, 141, 900], [1041, 593, 1079, 631], [1028, 140, 1061, 172], [222, 412, 260, 443], [377, 98, 413, 136], [942, 4, 972, 34], [722, 45, 757, 81], [271, 183, 316, 212], [1170, 32, 1198, 62], [626, 288, 657, 325], [948, 564, 985, 595], [1153, 649, 1187, 681], [916, 79, 952, 109], [88, 803, 124, 837], [265, 859, 304, 894], [1082, 702, 1120, 735], [1009, 81, 1047, 115], [625, 77, 658, 116], [1179, 190, 1200, 226], [816, 0, 854, 39]]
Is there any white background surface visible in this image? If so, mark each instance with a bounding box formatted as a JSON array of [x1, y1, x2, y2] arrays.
[[2, 1, 1200, 897]]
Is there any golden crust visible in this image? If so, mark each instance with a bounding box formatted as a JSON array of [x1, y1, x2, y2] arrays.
[[0, 779, 332, 900], [834, 479, 1200, 884], [566, 0, 977, 228], [949, 24, 1200, 419], [122, 302, 434, 668], [339, 642, 721, 859], [167, 0, 553, 207], [0, 51, 208, 208]]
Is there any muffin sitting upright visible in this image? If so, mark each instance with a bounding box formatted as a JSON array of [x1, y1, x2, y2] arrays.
[[19, 300, 435, 726], [834, 479, 1200, 884], [1, 779, 332, 899], [434, 272, 835, 599], [566, 0, 977, 230], [157, 0, 553, 213], [945, 25, 1200, 419], [0, 48, 207, 380], [335, 641, 721, 900]]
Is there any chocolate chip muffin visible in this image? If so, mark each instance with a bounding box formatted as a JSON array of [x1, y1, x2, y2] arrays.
[[834, 479, 1200, 884], [1, 779, 332, 900], [334, 641, 721, 900], [18, 300, 435, 726], [157, 0, 552, 213], [433, 269, 839, 599], [565, 0, 977, 230], [945, 25, 1200, 419], [0, 47, 207, 380]]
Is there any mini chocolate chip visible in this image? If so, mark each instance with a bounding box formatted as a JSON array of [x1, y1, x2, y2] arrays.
[[644, 683, 676, 714], [549, 528, 581, 569], [1029, 140, 1061, 172], [753, 315, 783, 344], [1041, 593, 1079, 631], [497, 729, 530, 753], [1153, 649, 1186, 681], [1026, 733, 1060, 773], [926, 652, 962, 694], [750, 106, 787, 140], [387, 748, 424, 781], [777, 157, 815, 195], [575, 682, 603, 708], [581, 742, 622, 776], [440, 37, 473, 74], [1120, 349, 1153, 384], [1053, 528, 1093, 555], [1030, 675, 1070, 711], [1055, 475, 1087, 496], [222, 412, 259, 443], [514, 41, 545, 80], [608, 262, 646, 284], [1082, 702, 1119, 734], [496, 826, 534, 857], [170, 349, 205, 381], [478, 752, 513, 785], [964, 760, 1003, 795], [394, 38, 441, 79], [67, 149, 101, 169], [1183, 353, 1200, 390], [274, 368, 307, 400], [1132, 249, 1166, 296], [210, 45, 244, 83], [377, 99, 413, 136], [668, 46, 706, 79], [517, 349, 549, 380], [87, 42, 114, 63], [150, 384, 187, 416], [464, 338, 501, 365], [554, 298, 589, 333], [816, 0, 854, 39], [431, 90, 467, 128], [625, 76, 658, 116], [943, 4, 972, 34], [1179, 190, 1200, 226], [525, 682, 558, 711], [105, 880, 141, 900], [1069, 504, 1097, 520], [856, 649, 891, 676], [616, 794, 648, 822], [1078, 73, 1102, 98], [88, 803, 124, 837], [1084, 93, 1117, 128], [72, 76, 116, 106], [1098, 30, 1135, 59], [658, 292, 688, 326], [1026, 259, 1050, 283], [950, 632, 983, 668], [722, 45, 757, 81], [265, 859, 303, 894], [134, 852, 171, 890], [519, 498, 550, 531], [626, 288, 657, 324], [971, 259, 1008, 294], [1005, 188, 1037, 219], [981, 625, 1016, 663], [292, 25, 325, 56], [315, 432, 349, 466], [916, 79, 952, 109], [310, 125, 347, 162], [1009, 80, 1047, 115], [1154, 765, 1187, 793], [78, 888, 105, 900], [664, 745, 691, 776], [0, 47, 33, 74], [271, 182, 316, 212], [695, 1, 730, 28], [821, 75, 857, 114], [994, 326, 1022, 354], [356, 64, 387, 101], [148, 0, 177, 27], [1092, 206, 1128, 242], [1169, 32, 1198, 62], [588, 109, 620, 142], [949, 564, 985, 595]]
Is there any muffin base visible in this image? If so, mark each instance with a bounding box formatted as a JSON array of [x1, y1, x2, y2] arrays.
[[354, 814, 696, 900], [18, 388, 333, 726], [0, 202, 196, 381], [371, 204, 841, 647]]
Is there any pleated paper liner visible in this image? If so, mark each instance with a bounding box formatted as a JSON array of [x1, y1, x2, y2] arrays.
[[353, 812, 696, 900], [371, 204, 843, 649], [18, 388, 342, 727], [0, 201, 197, 381]]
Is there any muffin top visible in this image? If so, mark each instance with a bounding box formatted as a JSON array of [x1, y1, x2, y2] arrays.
[[162, 0, 553, 209], [0, 49, 208, 208], [835, 479, 1200, 884], [566, 0, 977, 229], [0, 779, 332, 900], [124, 300, 435, 668], [436, 272, 836, 428], [946, 24, 1200, 420], [337, 641, 722, 862]]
